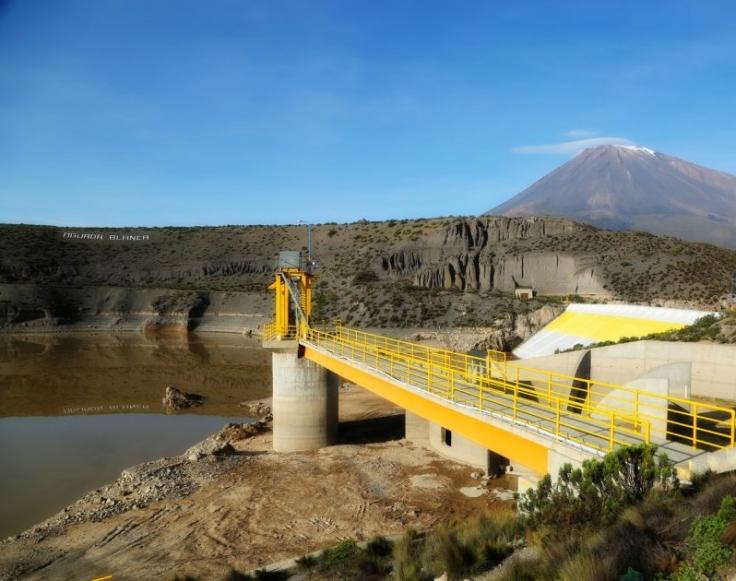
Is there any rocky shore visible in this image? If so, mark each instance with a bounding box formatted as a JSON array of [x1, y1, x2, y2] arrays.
[[0, 389, 513, 580]]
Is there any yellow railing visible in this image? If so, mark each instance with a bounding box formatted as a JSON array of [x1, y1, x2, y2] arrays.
[[296, 325, 735, 452], [487, 349, 507, 363], [501, 361, 736, 451], [305, 326, 643, 453], [262, 321, 298, 341]]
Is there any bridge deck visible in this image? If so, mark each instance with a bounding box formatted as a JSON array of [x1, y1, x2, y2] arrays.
[[302, 327, 717, 466]]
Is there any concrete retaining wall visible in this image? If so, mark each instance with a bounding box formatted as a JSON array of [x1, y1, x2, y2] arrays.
[[517, 340, 736, 401], [428, 422, 489, 471]]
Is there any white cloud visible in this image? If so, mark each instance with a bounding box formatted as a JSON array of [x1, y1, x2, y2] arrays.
[[565, 128, 597, 139], [512, 136, 633, 155]]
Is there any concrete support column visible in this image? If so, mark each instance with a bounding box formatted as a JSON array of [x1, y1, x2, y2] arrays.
[[272, 351, 339, 452], [405, 411, 430, 446]]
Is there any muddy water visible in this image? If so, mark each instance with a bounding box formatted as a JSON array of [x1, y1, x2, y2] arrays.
[[0, 333, 272, 539]]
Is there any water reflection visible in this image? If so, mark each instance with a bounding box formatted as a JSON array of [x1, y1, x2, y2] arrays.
[[0, 333, 272, 417], [0, 332, 272, 538]]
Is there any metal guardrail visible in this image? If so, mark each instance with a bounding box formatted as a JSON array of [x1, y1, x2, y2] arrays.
[[262, 322, 297, 341], [501, 361, 736, 451], [263, 321, 736, 452], [305, 326, 647, 454]]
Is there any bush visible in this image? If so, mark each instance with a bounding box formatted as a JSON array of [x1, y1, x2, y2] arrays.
[[393, 530, 423, 581], [352, 269, 379, 285], [673, 496, 736, 580], [320, 539, 359, 569], [518, 444, 678, 527], [392, 512, 519, 580], [313, 537, 394, 578], [356, 536, 393, 576], [557, 551, 616, 581]]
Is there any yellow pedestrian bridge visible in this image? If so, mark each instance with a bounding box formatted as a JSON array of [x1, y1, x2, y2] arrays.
[[262, 255, 736, 481]]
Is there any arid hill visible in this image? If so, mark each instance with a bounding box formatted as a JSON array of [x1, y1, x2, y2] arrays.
[[1, 217, 734, 347]]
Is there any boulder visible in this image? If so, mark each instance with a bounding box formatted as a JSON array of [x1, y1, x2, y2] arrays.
[[238, 398, 272, 419], [185, 438, 236, 462], [163, 385, 204, 410]]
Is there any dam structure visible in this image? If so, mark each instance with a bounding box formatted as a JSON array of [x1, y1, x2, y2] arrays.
[[263, 252, 736, 487]]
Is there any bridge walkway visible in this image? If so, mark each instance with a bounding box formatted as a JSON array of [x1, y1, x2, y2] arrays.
[[298, 325, 733, 465]]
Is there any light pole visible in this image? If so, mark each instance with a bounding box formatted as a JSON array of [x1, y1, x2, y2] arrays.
[[298, 220, 313, 268]]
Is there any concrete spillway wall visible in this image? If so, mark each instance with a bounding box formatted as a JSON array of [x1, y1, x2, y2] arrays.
[[518, 340, 736, 401]]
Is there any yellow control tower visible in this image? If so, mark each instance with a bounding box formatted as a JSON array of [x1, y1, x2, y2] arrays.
[[263, 250, 338, 453], [267, 251, 313, 341]]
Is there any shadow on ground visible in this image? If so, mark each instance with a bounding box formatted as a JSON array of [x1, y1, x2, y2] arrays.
[[338, 413, 405, 445]]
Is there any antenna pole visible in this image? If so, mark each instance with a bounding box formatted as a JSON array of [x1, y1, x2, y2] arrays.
[[307, 223, 312, 262]]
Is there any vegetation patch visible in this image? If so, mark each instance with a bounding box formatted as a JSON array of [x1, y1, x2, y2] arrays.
[[232, 446, 736, 581]]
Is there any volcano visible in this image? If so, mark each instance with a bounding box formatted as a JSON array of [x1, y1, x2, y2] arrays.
[[487, 144, 736, 248]]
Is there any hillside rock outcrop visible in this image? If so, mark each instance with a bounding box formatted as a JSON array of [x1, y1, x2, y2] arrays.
[[380, 217, 607, 295]]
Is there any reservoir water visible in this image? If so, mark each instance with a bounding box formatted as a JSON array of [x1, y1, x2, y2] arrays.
[[0, 332, 271, 539]]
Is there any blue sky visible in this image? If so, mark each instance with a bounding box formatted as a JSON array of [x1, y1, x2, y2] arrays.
[[1, 0, 734, 226]]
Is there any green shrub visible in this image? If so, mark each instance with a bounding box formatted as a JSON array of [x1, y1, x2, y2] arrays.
[[352, 269, 379, 285], [556, 551, 616, 581], [321, 539, 359, 569], [673, 496, 736, 580], [356, 536, 393, 576], [393, 530, 425, 581], [392, 513, 518, 580], [519, 444, 678, 527]]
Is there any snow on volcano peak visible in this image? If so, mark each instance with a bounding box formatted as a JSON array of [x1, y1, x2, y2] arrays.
[[618, 145, 656, 156]]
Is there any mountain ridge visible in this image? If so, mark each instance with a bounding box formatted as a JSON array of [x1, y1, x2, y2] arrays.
[[487, 144, 736, 248]]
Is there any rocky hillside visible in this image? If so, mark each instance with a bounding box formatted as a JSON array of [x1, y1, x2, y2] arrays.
[[1, 217, 734, 343]]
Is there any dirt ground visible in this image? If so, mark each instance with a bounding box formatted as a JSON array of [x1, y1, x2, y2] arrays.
[[0, 386, 514, 581]]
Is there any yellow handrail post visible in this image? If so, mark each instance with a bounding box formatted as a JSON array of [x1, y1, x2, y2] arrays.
[[609, 414, 615, 450], [548, 375, 552, 402], [645, 420, 651, 445], [428, 361, 432, 394], [450, 371, 455, 401], [513, 379, 518, 419], [692, 403, 698, 450], [731, 410, 735, 447], [555, 399, 561, 436], [634, 391, 640, 429], [479, 381, 484, 411]]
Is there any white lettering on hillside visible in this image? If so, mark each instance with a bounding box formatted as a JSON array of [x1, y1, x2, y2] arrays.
[[62, 231, 151, 242]]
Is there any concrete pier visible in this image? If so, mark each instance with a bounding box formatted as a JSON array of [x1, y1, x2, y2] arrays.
[[271, 351, 339, 452]]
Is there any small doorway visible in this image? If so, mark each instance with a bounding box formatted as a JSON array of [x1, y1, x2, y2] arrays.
[[441, 427, 452, 447]]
